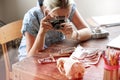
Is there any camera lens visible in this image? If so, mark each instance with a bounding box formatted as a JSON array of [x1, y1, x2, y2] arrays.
[[50, 16, 66, 30], [54, 24, 61, 29]]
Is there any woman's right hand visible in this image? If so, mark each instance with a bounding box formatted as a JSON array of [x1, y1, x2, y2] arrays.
[[39, 15, 53, 33]]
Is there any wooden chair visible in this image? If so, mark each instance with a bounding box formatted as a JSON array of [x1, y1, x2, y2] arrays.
[[0, 20, 22, 80]]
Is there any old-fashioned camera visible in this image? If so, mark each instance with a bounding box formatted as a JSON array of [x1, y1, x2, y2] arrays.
[[49, 16, 66, 30], [91, 27, 109, 39]]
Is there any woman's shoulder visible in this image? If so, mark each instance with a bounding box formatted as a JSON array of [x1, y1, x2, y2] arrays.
[[23, 7, 44, 24], [25, 7, 43, 16], [69, 4, 76, 21]]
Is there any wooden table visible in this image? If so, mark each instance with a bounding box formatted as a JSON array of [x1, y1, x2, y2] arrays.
[[12, 26, 120, 80]]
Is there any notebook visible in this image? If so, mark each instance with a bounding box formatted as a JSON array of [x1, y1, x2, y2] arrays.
[[92, 15, 120, 27], [107, 35, 120, 49]]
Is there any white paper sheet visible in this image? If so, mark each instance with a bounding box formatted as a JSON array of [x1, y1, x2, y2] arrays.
[[107, 35, 120, 49], [92, 15, 120, 27]]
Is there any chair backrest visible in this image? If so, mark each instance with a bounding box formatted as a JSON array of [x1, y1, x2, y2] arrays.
[[0, 20, 22, 80]]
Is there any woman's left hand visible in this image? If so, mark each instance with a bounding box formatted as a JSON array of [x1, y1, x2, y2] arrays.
[[59, 22, 73, 39]]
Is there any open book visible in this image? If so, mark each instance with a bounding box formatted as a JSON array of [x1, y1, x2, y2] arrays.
[[107, 35, 120, 49]]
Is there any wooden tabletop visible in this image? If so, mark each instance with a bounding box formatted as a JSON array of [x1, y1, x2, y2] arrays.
[[12, 26, 120, 80], [81, 26, 120, 49]]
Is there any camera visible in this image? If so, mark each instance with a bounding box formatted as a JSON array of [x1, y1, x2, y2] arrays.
[[49, 16, 66, 30], [91, 27, 109, 39]]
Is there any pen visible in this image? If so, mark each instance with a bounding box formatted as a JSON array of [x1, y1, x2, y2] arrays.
[[102, 51, 108, 65]]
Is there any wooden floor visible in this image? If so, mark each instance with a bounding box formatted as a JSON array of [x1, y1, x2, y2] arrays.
[[0, 40, 20, 80], [0, 55, 6, 80], [0, 48, 19, 80]]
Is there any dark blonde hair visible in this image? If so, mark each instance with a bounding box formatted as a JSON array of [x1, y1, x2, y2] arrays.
[[43, 0, 74, 10]]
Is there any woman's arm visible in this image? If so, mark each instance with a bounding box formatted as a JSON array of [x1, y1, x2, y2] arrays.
[[25, 30, 46, 57], [25, 32, 35, 53], [25, 14, 53, 56], [71, 8, 92, 41]]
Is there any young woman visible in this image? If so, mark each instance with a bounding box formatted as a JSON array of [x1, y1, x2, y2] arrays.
[[18, 0, 92, 61]]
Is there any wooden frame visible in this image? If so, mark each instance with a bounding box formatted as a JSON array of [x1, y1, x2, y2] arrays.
[[0, 20, 22, 80]]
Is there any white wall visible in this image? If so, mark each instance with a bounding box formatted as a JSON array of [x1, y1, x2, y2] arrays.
[[1, 0, 36, 23], [2, 0, 19, 23], [0, 0, 4, 21], [1, 0, 120, 23], [16, 0, 36, 19], [75, 0, 120, 19]]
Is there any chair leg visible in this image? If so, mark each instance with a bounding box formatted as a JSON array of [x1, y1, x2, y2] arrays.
[[2, 44, 11, 80]]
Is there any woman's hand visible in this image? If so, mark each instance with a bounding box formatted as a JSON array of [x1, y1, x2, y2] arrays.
[[39, 15, 53, 33], [60, 22, 74, 39]]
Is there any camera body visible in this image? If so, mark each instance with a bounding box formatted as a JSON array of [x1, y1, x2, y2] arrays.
[[49, 16, 66, 30], [92, 27, 109, 39]]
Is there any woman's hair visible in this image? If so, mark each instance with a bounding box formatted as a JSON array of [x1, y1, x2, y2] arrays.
[[38, 0, 44, 6], [43, 0, 74, 9]]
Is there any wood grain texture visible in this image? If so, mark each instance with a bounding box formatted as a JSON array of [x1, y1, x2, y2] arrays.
[[12, 26, 120, 80]]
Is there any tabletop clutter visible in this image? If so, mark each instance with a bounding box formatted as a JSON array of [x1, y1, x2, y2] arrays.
[[12, 26, 120, 80], [37, 44, 106, 79]]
